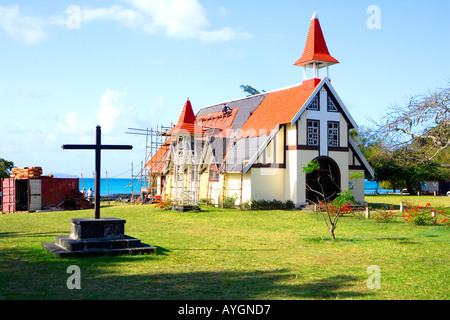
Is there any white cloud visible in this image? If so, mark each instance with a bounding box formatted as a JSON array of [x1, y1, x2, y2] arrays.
[[200, 27, 251, 44], [82, 0, 251, 43], [0, 1, 251, 45], [97, 89, 133, 134], [124, 0, 209, 38], [54, 110, 94, 142], [81, 4, 144, 28], [0, 5, 48, 45]]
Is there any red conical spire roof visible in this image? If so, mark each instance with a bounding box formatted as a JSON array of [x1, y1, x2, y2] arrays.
[[168, 99, 205, 135], [294, 12, 339, 67], [177, 99, 196, 125]]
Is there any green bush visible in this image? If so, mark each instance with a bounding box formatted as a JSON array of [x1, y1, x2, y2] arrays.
[[199, 198, 215, 205], [250, 199, 295, 210], [223, 196, 237, 208], [402, 203, 440, 226], [284, 200, 295, 210], [241, 201, 252, 211]]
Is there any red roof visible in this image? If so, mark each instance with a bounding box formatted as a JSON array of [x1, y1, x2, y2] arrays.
[[167, 99, 205, 135], [196, 108, 238, 137], [294, 13, 338, 67], [145, 144, 169, 173], [239, 83, 317, 138]]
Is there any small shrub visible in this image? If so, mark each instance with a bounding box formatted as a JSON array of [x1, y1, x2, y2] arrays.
[[250, 199, 296, 210], [200, 198, 215, 205], [284, 200, 295, 210], [241, 200, 252, 211], [374, 204, 396, 223], [223, 196, 237, 208], [154, 194, 172, 210], [270, 199, 283, 210], [401, 203, 433, 225], [375, 211, 396, 223]]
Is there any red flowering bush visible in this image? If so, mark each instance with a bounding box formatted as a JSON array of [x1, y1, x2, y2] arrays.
[[374, 205, 396, 223], [154, 194, 172, 210], [402, 203, 449, 226], [316, 201, 354, 217]]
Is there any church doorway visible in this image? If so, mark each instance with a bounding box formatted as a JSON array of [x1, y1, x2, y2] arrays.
[[306, 157, 341, 203]]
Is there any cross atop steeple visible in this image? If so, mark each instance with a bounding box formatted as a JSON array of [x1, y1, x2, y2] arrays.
[[294, 12, 339, 81]]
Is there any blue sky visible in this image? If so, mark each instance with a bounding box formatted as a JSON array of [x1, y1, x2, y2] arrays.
[[0, 0, 449, 178]]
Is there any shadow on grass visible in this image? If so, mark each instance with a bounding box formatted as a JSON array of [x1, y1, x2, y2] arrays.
[[299, 234, 418, 245], [0, 231, 69, 239], [374, 237, 418, 244], [170, 248, 278, 252], [104, 270, 366, 300], [0, 246, 369, 300], [368, 203, 401, 210]]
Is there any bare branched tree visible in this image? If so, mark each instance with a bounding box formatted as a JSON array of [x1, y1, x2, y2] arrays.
[[304, 160, 359, 240], [373, 85, 450, 168]]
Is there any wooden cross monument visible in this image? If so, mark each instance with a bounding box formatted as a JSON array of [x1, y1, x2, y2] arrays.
[[62, 125, 133, 219]]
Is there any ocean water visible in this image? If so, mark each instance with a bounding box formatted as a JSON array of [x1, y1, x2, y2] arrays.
[[364, 180, 393, 194], [79, 178, 143, 196], [79, 178, 393, 196]]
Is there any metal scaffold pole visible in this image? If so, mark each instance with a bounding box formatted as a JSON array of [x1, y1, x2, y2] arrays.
[[126, 125, 171, 204]]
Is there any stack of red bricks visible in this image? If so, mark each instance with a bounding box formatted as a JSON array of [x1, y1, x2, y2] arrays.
[[10, 167, 43, 179]]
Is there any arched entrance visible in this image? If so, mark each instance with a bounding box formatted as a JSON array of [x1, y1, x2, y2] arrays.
[[306, 157, 341, 203]]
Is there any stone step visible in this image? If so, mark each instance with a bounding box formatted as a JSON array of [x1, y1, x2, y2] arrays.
[[297, 204, 316, 212], [41, 217, 157, 258], [42, 241, 156, 258], [55, 235, 143, 252]]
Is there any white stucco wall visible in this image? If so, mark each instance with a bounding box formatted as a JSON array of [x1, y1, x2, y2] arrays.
[[251, 167, 285, 201]]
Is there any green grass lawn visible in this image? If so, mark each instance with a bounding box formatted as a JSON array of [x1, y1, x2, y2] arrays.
[[0, 195, 449, 300]]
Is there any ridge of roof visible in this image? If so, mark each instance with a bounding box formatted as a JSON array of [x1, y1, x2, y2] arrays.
[[196, 83, 304, 117], [242, 124, 281, 175], [196, 108, 238, 137], [239, 82, 317, 138]]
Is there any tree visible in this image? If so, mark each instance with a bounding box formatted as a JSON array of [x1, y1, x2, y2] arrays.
[[240, 85, 265, 96], [0, 158, 14, 178], [373, 84, 450, 168], [351, 128, 447, 195], [303, 160, 360, 240]]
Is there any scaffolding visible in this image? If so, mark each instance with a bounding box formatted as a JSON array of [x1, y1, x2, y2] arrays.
[[142, 144, 248, 209], [141, 118, 249, 210], [171, 132, 201, 210], [125, 125, 171, 202]]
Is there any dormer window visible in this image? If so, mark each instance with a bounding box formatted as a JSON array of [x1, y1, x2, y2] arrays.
[[327, 97, 337, 112], [307, 96, 319, 110]]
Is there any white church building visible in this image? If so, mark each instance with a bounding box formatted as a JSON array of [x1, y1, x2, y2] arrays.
[[146, 13, 374, 208]]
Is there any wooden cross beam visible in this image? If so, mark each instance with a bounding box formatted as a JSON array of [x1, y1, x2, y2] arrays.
[[62, 125, 133, 219]]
